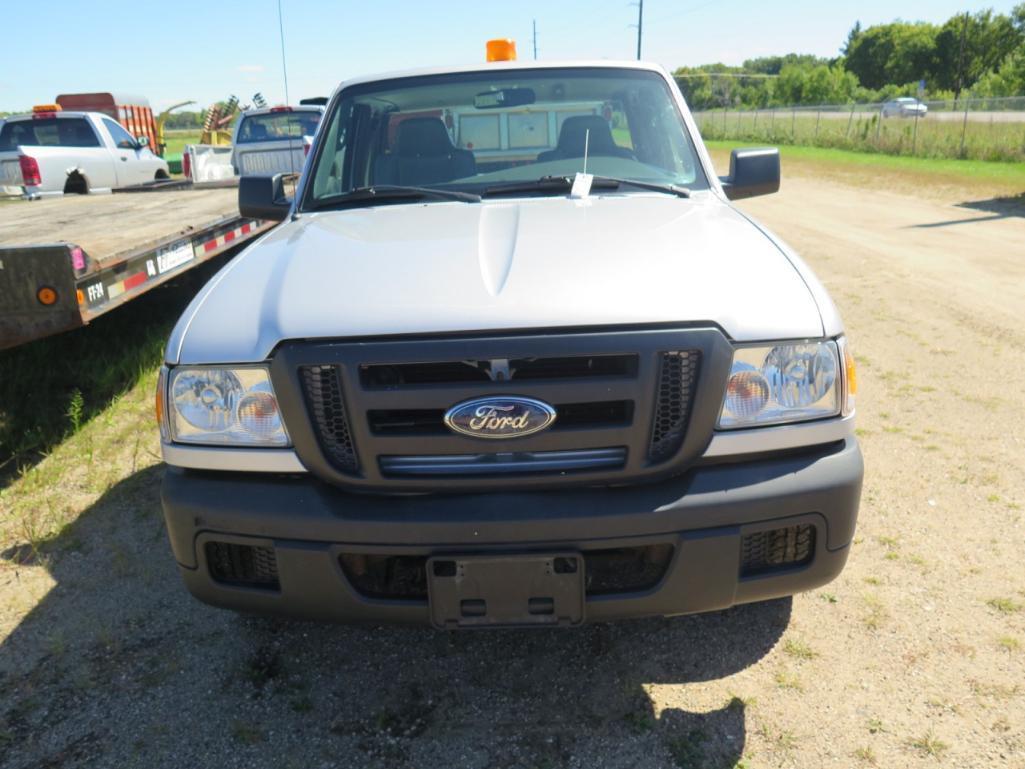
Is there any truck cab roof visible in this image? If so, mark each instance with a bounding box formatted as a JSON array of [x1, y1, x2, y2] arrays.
[[327, 59, 666, 96]]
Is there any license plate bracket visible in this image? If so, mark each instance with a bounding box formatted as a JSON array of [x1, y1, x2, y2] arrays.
[[427, 553, 584, 629]]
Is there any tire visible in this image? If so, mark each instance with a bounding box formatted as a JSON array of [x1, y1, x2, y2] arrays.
[[63, 173, 89, 195]]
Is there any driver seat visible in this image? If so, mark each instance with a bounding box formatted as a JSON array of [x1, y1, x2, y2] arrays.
[[374, 118, 476, 186], [537, 115, 635, 163]]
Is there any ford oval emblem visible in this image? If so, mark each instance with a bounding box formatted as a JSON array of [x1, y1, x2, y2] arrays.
[[444, 396, 557, 439]]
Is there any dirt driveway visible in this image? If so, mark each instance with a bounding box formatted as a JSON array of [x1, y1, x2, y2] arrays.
[[1, 162, 1023, 768]]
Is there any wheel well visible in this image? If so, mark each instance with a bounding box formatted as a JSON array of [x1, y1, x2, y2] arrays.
[[155, 168, 169, 180], [63, 172, 88, 195]]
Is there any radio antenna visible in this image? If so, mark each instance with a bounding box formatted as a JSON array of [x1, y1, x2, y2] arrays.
[[570, 129, 593, 198], [277, 0, 290, 106], [278, 0, 297, 176]]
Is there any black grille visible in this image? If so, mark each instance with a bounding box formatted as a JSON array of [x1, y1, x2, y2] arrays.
[[584, 545, 674, 595], [649, 351, 701, 461], [740, 525, 816, 577], [282, 328, 722, 490], [206, 542, 279, 589], [339, 553, 428, 600], [338, 546, 674, 601], [301, 365, 358, 473], [359, 354, 638, 388]]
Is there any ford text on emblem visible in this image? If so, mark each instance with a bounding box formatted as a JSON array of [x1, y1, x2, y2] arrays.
[[444, 396, 557, 439]]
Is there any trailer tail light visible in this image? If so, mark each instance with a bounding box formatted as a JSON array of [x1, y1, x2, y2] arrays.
[[19, 156, 41, 186], [182, 150, 191, 180]]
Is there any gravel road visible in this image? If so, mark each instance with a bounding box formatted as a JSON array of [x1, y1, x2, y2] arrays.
[[1, 164, 1023, 768]]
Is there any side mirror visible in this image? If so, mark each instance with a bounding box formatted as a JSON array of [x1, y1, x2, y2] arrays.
[[719, 148, 780, 200], [136, 135, 149, 148], [239, 173, 291, 221]]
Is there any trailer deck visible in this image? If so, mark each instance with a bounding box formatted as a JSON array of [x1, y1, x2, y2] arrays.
[[0, 185, 273, 350]]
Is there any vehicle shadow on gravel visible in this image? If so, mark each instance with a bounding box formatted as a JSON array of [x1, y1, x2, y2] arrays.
[[0, 466, 790, 769], [909, 193, 1025, 228]]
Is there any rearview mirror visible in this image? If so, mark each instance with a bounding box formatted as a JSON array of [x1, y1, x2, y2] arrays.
[[719, 148, 780, 200], [474, 87, 535, 110], [136, 135, 149, 148], [239, 174, 291, 221]]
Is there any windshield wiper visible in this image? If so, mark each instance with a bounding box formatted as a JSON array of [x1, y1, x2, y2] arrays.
[[309, 185, 480, 211], [482, 175, 690, 198], [482, 176, 580, 196], [595, 176, 691, 198]]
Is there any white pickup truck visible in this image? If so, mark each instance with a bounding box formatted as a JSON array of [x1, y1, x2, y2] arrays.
[[230, 105, 323, 177], [159, 57, 862, 628], [0, 106, 169, 198]]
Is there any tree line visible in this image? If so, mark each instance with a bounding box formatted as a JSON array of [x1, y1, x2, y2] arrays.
[[674, 5, 1025, 110]]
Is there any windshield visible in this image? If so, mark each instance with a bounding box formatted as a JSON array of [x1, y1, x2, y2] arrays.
[[236, 110, 321, 144], [304, 67, 708, 208]]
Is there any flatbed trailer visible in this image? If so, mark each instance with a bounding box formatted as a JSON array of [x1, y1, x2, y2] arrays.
[[0, 184, 273, 350]]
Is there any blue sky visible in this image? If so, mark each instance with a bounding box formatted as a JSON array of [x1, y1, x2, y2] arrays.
[[1, 0, 1019, 111]]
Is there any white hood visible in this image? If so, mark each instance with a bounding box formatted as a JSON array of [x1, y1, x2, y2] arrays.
[[169, 193, 825, 364]]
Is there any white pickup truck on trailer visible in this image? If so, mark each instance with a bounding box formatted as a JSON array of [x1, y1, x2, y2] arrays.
[[0, 105, 168, 198], [230, 105, 323, 177]]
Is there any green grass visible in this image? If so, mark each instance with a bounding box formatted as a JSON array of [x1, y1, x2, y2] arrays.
[[854, 746, 878, 764], [909, 730, 949, 758], [774, 670, 804, 691], [997, 636, 1021, 652], [0, 260, 223, 482], [704, 140, 1025, 190], [698, 109, 1025, 163], [782, 638, 818, 660], [160, 130, 202, 158], [987, 597, 1024, 614]]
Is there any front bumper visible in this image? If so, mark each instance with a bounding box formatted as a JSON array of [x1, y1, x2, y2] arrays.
[[161, 437, 862, 624]]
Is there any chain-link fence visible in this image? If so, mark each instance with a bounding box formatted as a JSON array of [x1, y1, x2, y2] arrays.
[[693, 96, 1025, 162]]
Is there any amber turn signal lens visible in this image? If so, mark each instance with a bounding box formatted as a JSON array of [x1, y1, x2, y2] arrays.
[[36, 286, 58, 305], [844, 346, 857, 396], [155, 366, 169, 440]]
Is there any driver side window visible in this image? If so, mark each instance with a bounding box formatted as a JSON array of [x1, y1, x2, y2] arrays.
[[102, 118, 139, 149]]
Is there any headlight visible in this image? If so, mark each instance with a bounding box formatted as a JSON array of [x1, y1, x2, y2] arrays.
[[718, 340, 842, 429], [167, 366, 289, 447]]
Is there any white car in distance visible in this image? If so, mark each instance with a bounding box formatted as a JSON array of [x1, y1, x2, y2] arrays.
[[881, 97, 928, 118]]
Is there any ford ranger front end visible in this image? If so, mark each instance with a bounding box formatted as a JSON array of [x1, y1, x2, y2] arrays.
[[158, 60, 862, 627]]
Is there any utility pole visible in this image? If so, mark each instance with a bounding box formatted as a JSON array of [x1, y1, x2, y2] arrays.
[[635, 0, 644, 60], [532, 19, 538, 60]]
